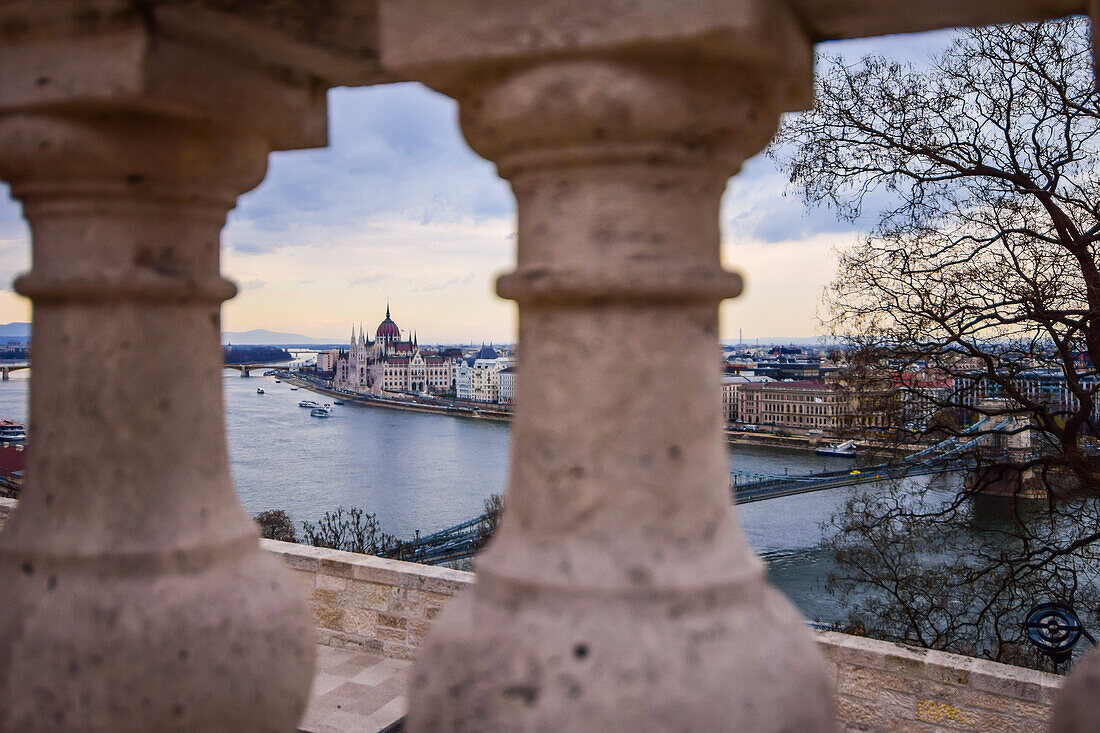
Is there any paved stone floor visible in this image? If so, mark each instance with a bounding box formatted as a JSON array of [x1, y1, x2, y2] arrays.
[[297, 645, 409, 733]]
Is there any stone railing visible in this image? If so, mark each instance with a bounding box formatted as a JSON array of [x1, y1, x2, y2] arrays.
[[265, 539, 1060, 732], [0, 504, 1064, 729], [263, 540, 472, 661], [0, 497, 15, 527], [1, 3, 1095, 730], [820, 631, 1058, 731]]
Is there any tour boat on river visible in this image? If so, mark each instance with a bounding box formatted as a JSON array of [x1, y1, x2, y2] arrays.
[[298, 400, 321, 409], [0, 420, 26, 443], [256, 388, 265, 395], [310, 405, 332, 418]]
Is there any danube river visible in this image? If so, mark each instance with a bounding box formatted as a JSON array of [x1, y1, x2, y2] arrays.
[[0, 369, 891, 625]]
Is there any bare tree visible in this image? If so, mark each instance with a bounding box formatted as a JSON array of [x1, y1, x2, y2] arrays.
[[773, 19, 1100, 666], [254, 509, 296, 543], [471, 493, 504, 554], [301, 506, 399, 555]]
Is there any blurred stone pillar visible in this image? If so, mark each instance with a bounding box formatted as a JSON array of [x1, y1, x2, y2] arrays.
[[0, 7, 330, 731], [382, 2, 834, 729]]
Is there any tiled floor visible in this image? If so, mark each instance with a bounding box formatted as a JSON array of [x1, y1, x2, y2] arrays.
[[298, 645, 409, 733]]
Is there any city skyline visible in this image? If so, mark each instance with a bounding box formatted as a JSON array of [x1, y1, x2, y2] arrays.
[[0, 32, 954, 344]]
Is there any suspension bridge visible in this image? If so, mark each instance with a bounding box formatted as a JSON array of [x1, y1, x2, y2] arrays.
[[732, 416, 1008, 503], [389, 417, 1011, 565]]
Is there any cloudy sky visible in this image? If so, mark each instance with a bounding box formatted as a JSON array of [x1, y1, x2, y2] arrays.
[[0, 30, 955, 344]]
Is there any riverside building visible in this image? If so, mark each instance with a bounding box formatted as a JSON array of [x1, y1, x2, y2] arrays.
[[736, 380, 845, 434], [454, 344, 513, 403], [333, 306, 456, 396]]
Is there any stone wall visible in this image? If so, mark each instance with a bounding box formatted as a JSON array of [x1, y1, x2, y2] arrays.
[[820, 631, 1058, 732], [265, 540, 1061, 731], [0, 515, 1060, 729], [262, 540, 473, 661], [0, 497, 15, 528]]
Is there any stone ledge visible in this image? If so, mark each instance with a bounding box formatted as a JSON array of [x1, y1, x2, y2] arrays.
[[0, 520, 1062, 729], [819, 631, 1060, 730], [261, 539, 473, 593], [0, 496, 16, 524], [267, 540, 1061, 729]]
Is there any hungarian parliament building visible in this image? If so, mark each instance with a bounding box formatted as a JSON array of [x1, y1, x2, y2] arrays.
[[329, 306, 460, 395]]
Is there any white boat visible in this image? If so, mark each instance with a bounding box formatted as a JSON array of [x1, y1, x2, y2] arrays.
[[310, 406, 332, 418], [298, 400, 321, 408], [815, 439, 858, 457], [0, 420, 25, 442], [256, 388, 265, 394]]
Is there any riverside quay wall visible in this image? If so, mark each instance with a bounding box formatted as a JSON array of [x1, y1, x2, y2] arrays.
[[0, 499, 1058, 731]]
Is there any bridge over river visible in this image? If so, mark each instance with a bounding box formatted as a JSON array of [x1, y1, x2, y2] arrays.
[[384, 418, 1009, 565], [0, 364, 28, 380]]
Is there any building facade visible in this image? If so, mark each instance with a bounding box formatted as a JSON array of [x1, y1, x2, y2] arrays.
[[499, 367, 516, 404], [736, 380, 846, 434], [453, 345, 513, 403], [332, 307, 456, 396], [721, 374, 774, 424]]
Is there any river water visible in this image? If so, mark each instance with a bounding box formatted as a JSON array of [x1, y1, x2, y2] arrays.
[[0, 369, 892, 625]]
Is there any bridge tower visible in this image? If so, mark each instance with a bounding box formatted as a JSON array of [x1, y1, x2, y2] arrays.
[[967, 399, 1039, 498]]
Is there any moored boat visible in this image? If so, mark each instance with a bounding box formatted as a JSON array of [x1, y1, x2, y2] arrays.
[[0, 420, 26, 443], [815, 439, 858, 457]]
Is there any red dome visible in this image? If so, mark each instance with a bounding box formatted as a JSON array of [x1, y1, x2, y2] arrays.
[[376, 306, 401, 341]]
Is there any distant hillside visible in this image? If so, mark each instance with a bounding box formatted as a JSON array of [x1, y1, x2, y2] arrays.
[[222, 329, 332, 345], [0, 323, 30, 344]]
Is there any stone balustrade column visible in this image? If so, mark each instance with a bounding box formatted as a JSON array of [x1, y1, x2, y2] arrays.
[[382, 3, 833, 729], [0, 73, 318, 733]]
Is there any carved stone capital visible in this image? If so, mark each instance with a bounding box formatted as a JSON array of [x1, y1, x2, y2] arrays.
[[457, 56, 799, 181]]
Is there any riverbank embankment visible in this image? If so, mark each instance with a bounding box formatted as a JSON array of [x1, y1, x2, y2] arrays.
[[280, 374, 513, 423], [280, 372, 917, 456]]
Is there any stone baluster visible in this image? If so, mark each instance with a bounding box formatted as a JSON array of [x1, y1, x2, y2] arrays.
[[0, 11, 326, 731], [381, 2, 834, 729]]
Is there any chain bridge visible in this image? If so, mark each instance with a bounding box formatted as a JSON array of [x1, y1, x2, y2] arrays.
[[396, 418, 1012, 565]]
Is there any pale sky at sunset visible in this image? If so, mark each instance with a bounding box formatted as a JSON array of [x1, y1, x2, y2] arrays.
[[0, 31, 956, 344]]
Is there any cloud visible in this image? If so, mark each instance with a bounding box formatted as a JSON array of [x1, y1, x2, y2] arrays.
[[414, 272, 477, 292], [224, 83, 513, 257], [722, 154, 869, 245], [0, 187, 27, 241], [0, 33, 959, 340], [346, 273, 386, 289]]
